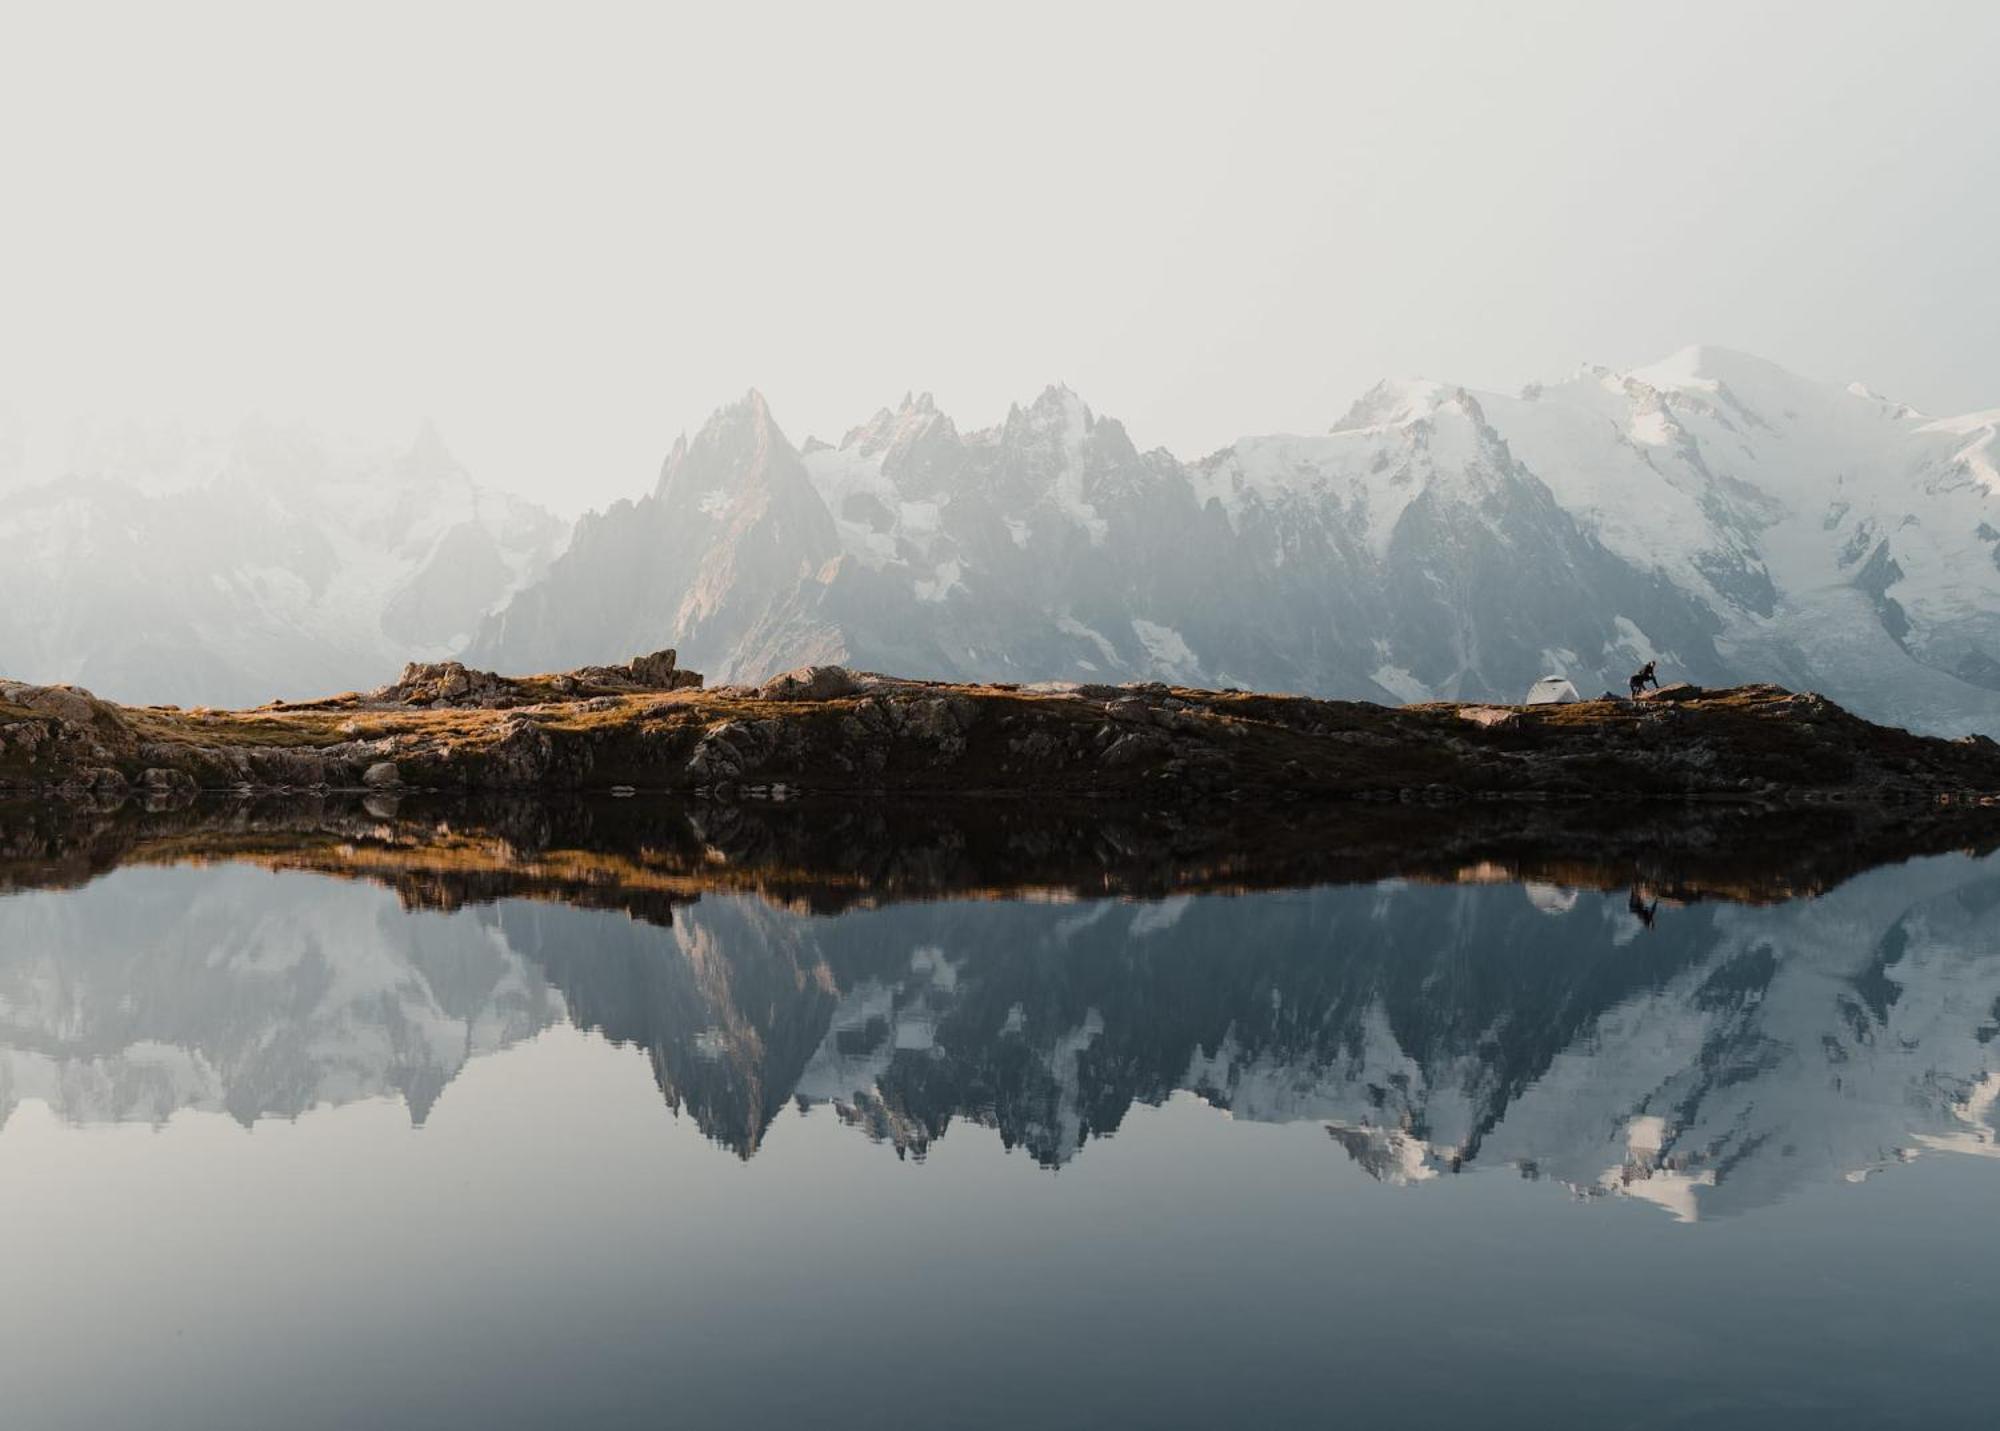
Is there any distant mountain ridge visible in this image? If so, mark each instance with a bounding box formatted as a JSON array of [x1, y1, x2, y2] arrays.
[[0, 418, 565, 708], [11, 350, 2000, 734], [471, 348, 2000, 736]]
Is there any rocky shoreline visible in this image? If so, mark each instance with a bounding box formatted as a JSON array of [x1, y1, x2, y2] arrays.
[[4, 653, 2000, 806]]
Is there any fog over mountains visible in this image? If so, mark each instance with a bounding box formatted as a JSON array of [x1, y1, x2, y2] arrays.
[[0, 418, 563, 708], [10, 346, 2000, 732]]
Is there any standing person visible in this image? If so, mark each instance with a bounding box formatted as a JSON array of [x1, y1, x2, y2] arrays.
[[1629, 660, 1660, 699]]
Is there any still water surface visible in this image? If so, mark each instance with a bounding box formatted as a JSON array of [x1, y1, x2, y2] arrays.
[[1, 822, 1997, 1429]]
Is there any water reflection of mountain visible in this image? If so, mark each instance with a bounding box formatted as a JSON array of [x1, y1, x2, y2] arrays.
[[0, 866, 563, 1128], [2, 796, 1998, 1218], [536, 859, 2000, 1222]]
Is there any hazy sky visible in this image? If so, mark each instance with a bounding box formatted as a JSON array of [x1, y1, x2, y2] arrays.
[[4, 0, 1998, 514]]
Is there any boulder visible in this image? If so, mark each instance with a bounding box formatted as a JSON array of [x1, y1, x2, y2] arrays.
[[0, 680, 107, 727], [372, 661, 508, 707], [571, 652, 705, 692], [757, 665, 863, 702], [1101, 730, 1170, 769], [362, 760, 403, 789], [686, 724, 751, 781], [625, 650, 680, 686]]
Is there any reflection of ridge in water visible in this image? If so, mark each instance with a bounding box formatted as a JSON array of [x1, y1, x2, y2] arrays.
[[7, 838, 1997, 1220], [496, 897, 843, 1157], [0, 866, 565, 1130], [761, 859, 2000, 1219]]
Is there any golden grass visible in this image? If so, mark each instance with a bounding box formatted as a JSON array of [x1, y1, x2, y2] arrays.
[[125, 707, 353, 749], [106, 815, 1870, 913]]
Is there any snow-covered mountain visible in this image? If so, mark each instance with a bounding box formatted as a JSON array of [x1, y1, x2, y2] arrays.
[[474, 348, 2000, 735], [0, 417, 566, 707]]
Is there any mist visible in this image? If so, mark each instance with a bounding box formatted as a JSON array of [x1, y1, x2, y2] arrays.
[[5, 0, 1998, 514]]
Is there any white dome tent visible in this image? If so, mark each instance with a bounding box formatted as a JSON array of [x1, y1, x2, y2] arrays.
[[1524, 675, 1582, 705]]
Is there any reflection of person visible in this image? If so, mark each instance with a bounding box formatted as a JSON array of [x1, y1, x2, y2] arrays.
[[1627, 886, 1659, 928], [1629, 660, 1660, 699]]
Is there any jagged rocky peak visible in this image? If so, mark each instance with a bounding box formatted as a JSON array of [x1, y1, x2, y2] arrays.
[[839, 390, 959, 468], [653, 429, 691, 481], [1008, 381, 1091, 435], [657, 388, 820, 512], [993, 382, 1141, 471], [689, 388, 786, 460], [670, 389, 782, 463]]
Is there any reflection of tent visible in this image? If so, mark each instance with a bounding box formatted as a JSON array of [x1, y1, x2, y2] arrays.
[[1524, 676, 1581, 705]]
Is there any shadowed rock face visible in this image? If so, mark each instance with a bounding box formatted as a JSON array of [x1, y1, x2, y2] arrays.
[[1, 793, 1998, 1217]]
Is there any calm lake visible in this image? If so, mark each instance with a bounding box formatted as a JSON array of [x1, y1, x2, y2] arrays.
[[1, 798, 1996, 1429]]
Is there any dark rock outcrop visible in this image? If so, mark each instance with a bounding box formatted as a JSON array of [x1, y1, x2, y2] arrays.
[[368, 650, 703, 710], [5, 661, 2000, 806], [370, 660, 511, 707], [756, 665, 867, 701]]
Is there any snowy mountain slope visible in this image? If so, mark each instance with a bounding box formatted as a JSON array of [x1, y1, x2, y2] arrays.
[[475, 348, 2000, 734], [0, 418, 566, 707], [1480, 348, 2000, 732]]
